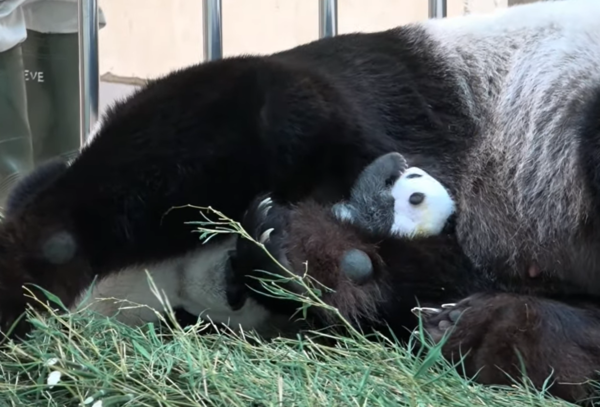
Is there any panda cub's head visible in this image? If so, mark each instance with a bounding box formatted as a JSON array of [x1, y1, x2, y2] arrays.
[[332, 152, 456, 238]]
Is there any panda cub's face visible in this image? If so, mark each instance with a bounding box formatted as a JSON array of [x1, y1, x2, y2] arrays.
[[389, 167, 456, 237], [332, 152, 455, 238]]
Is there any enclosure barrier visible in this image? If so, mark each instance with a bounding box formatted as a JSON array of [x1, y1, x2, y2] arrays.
[[77, 0, 447, 144], [78, 0, 100, 146], [203, 0, 223, 61], [429, 0, 448, 18], [319, 0, 338, 39]]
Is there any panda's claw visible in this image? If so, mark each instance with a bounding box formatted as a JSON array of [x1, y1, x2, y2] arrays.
[[411, 306, 443, 318], [259, 228, 274, 244], [441, 303, 456, 309], [257, 196, 273, 217], [233, 193, 292, 288]]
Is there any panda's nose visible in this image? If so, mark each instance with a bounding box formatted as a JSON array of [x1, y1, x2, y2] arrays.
[[409, 192, 425, 205]]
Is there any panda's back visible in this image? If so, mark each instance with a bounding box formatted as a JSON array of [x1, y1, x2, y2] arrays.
[[421, 0, 600, 287]]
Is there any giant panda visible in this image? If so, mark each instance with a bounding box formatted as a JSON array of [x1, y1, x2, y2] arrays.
[[2, 151, 455, 339], [1, 0, 600, 403]]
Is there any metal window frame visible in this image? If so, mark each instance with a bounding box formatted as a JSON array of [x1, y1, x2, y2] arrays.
[[77, 0, 448, 144]]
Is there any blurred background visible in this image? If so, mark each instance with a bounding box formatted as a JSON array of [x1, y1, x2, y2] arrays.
[[99, 0, 536, 112]]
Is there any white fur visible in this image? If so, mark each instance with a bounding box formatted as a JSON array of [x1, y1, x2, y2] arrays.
[[390, 167, 455, 238], [72, 236, 272, 330], [413, 0, 600, 276]]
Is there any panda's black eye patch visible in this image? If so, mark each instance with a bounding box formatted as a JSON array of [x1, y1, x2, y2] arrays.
[[406, 173, 422, 179], [409, 192, 425, 205]]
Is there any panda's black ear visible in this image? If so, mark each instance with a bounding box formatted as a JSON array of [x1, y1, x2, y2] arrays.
[[4, 158, 69, 218]]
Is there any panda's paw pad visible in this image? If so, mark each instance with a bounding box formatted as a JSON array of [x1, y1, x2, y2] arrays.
[[339, 249, 373, 285], [414, 302, 469, 344]]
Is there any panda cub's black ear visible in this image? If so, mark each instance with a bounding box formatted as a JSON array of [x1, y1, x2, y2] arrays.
[[350, 152, 408, 203], [331, 152, 409, 236], [332, 152, 409, 222], [4, 158, 69, 218]]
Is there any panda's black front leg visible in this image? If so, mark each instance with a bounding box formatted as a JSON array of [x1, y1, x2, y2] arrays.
[[230, 191, 389, 326], [228, 195, 298, 314]]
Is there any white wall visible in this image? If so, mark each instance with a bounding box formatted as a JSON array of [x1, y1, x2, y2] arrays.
[[97, 0, 513, 114]]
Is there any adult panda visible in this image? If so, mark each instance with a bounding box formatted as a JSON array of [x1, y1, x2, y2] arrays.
[[1, 152, 455, 338], [0, 0, 600, 402]]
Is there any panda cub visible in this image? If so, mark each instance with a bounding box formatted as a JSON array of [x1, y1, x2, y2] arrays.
[[331, 152, 455, 240], [231, 152, 472, 337]]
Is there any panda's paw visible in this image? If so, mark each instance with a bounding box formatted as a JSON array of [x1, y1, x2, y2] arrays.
[[231, 194, 385, 323], [412, 303, 463, 344], [243, 195, 290, 255], [411, 293, 600, 398], [234, 195, 376, 287], [232, 194, 292, 285], [414, 293, 534, 350]]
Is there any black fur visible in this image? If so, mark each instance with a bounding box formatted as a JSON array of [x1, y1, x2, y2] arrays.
[[3, 158, 69, 218], [579, 86, 600, 217], [0, 25, 475, 336]]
